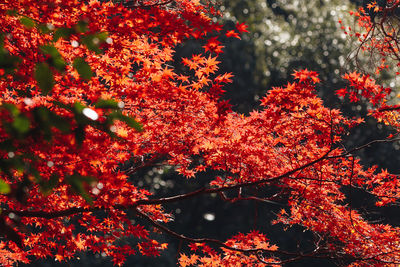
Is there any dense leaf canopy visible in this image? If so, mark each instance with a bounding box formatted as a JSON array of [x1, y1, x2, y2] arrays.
[[1, 0, 400, 266]]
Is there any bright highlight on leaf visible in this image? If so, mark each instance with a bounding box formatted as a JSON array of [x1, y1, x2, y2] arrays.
[[82, 108, 98, 121]]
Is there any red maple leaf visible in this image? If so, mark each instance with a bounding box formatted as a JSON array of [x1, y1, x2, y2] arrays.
[[236, 22, 249, 33], [225, 30, 241, 39], [203, 36, 224, 54]]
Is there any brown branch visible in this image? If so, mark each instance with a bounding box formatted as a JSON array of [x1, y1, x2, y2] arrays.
[[1, 150, 331, 218], [2, 205, 126, 219], [217, 191, 285, 206], [378, 105, 400, 112], [347, 156, 371, 241], [123, 0, 174, 8], [4, 136, 400, 220], [327, 137, 400, 160], [136, 207, 391, 265], [136, 207, 321, 257]]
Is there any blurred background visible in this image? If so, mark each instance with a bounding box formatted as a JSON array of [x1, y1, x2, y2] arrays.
[[25, 0, 400, 266]]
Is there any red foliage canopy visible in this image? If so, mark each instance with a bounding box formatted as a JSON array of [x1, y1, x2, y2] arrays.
[[1, 0, 400, 266]]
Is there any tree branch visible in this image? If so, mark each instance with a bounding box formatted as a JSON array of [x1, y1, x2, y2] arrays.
[[4, 136, 400, 220]]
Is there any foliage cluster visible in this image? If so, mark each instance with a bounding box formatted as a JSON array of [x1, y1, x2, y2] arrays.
[[1, 0, 400, 266]]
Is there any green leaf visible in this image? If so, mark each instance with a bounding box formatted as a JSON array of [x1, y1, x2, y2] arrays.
[[39, 174, 59, 196], [81, 35, 103, 54], [75, 20, 89, 33], [73, 57, 93, 80], [40, 45, 66, 71], [19, 17, 35, 29], [95, 99, 119, 109], [37, 24, 52, 34], [0, 39, 21, 74], [32, 107, 70, 140], [52, 101, 71, 111], [95, 32, 108, 41], [53, 27, 74, 42], [73, 102, 86, 114], [40, 45, 60, 58], [65, 174, 95, 204], [28, 167, 41, 183], [12, 115, 30, 134], [112, 112, 143, 132], [34, 62, 54, 94], [2, 103, 20, 117], [0, 179, 10, 194], [49, 112, 70, 133], [6, 10, 18, 16], [0, 156, 25, 174]]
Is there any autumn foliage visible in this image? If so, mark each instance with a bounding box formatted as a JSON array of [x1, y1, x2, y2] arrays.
[[1, 0, 400, 266]]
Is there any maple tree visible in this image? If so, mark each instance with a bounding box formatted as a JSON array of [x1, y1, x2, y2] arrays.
[[2, 0, 400, 266]]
